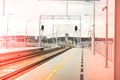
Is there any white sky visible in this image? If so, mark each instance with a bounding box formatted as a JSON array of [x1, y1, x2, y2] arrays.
[[0, 0, 114, 38]]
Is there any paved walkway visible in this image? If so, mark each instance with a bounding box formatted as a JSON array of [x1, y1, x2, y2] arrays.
[[0, 47, 114, 80], [15, 48, 114, 80], [84, 48, 114, 80], [16, 48, 82, 80]]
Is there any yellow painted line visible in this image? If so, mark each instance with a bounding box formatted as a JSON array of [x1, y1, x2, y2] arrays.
[[44, 52, 75, 80]]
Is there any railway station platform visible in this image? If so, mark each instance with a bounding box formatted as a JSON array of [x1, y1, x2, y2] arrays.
[[0, 47, 43, 54], [15, 48, 114, 80], [0, 44, 60, 54]]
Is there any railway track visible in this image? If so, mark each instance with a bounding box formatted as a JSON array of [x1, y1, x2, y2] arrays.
[[0, 46, 70, 80], [0, 47, 61, 67]]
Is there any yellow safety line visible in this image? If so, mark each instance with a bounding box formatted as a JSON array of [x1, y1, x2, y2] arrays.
[[44, 52, 74, 80]]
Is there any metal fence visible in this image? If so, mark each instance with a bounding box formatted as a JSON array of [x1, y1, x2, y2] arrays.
[[95, 41, 114, 62]]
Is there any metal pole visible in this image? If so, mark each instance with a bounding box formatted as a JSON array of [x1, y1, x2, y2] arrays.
[[25, 21, 27, 47], [88, 15, 92, 50], [93, 1, 95, 55], [6, 13, 14, 48], [52, 24, 54, 44], [39, 15, 41, 47], [6, 14, 9, 48], [52, 16, 54, 44], [84, 14, 91, 49], [105, 0, 108, 68], [79, 16, 81, 45], [56, 28, 58, 44], [3, 0, 5, 16], [89, 15, 92, 50]]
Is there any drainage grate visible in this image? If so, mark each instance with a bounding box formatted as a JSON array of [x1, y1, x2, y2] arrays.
[[81, 64, 83, 67], [80, 74, 84, 80], [81, 68, 84, 72], [80, 48, 84, 80]]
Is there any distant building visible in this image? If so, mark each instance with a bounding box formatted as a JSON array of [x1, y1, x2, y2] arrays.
[[65, 33, 69, 44]]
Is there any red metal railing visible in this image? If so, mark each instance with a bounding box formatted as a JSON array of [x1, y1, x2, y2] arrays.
[[95, 41, 114, 62]]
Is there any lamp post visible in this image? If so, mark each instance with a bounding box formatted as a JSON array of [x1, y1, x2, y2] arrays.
[[79, 16, 82, 46], [25, 20, 30, 47], [39, 15, 41, 47], [84, 14, 92, 50], [88, 24, 92, 50], [52, 16, 54, 44], [38, 15, 44, 47], [84, 0, 96, 55], [52, 24, 54, 44], [6, 13, 14, 48], [85, 1, 96, 54], [56, 28, 58, 44], [102, 0, 108, 68], [25, 21, 27, 47], [92, 1, 95, 55]]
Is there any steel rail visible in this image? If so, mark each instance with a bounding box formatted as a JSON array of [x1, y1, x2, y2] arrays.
[[0, 47, 70, 80]]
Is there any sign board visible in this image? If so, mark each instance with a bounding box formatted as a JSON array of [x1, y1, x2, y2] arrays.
[[65, 0, 100, 2], [79, 0, 100, 2]]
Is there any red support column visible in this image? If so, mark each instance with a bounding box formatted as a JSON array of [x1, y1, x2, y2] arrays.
[[105, 0, 108, 68], [115, 0, 120, 80]]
